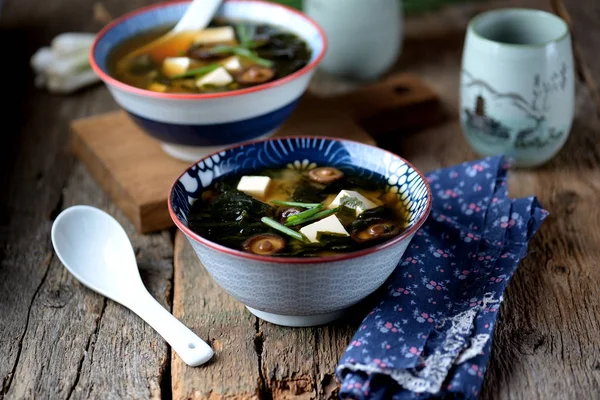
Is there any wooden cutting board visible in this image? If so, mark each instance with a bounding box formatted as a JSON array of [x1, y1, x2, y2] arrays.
[[71, 73, 441, 233]]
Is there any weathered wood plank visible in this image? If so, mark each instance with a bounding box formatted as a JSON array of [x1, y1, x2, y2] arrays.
[[0, 92, 104, 398], [172, 233, 259, 400], [396, 1, 600, 399], [480, 82, 600, 399], [0, 0, 172, 398], [172, 2, 600, 399], [314, 321, 367, 399], [3, 0, 600, 398], [0, 16, 73, 398], [556, 0, 600, 112], [259, 323, 317, 399], [5, 164, 173, 400]]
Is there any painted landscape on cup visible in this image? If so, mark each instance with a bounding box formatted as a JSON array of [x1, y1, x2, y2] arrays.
[[461, 67, 569, 151]]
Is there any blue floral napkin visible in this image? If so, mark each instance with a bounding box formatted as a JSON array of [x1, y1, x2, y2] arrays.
[[336, 156, 548, 400]]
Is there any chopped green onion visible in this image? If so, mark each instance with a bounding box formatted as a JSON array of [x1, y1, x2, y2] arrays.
[[234, 48, 273, 67], [270, 200, 321, 208], [246, 39, 267, 49], [210, 45, 274, 68], [236, 23, 258, 49], [286, 207, 340, 227], [285, 204, 324, 225], [170, 63, 220, 79], [261, 217, 305, 242], [210, 44, 236, 54], [236, 23, 251, 48], [230, 47, 253, 57]]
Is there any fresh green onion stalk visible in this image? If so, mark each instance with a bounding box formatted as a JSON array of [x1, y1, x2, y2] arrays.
[[30, 32, 100, 94]]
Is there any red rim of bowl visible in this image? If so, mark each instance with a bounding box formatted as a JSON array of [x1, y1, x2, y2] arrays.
[[89, 0, 328, 101], [168, 136, 433, 264]]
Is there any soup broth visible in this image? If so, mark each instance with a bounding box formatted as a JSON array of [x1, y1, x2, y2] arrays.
[[187, 166, 409, 257], [108, 19, 311, 94]]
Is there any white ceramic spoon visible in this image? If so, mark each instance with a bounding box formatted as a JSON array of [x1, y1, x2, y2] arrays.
[[126, 0, 223, 59], [51, 205, 213, 367], [172, 0, 223, 34]]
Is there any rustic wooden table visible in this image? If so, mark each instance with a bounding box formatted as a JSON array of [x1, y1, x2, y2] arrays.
[[1, 0, 599, 399]]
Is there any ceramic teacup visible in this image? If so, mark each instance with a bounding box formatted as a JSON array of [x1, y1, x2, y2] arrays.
[[460, 8, 574, 167]]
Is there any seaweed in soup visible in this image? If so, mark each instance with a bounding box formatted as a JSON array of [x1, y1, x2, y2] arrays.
[[186, 166, 408, 258], [108, 19, 311, 94], [187, 182, 275, 250]]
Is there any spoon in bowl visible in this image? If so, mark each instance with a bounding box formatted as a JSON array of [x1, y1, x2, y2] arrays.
[[123, 0, 223, 62], [51, 205, 213, 367]]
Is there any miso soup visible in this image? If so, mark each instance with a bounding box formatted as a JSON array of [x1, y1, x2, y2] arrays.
[[187, 165, 409, 257], [108, 19, 311, 94]]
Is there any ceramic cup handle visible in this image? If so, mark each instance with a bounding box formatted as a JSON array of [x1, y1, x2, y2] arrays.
[[128, 290, 213, 367]]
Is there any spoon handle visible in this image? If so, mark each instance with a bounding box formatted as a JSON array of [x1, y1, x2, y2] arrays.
[[173, 0, 223, 33], [128, 290, 213, 367]]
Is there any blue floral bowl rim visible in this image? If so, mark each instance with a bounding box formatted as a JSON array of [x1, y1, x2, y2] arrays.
[[89, 0, 328, 101], [168, 136, 433, 264]]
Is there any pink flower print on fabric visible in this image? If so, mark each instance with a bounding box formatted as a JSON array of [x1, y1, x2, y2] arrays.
[[337, 156, 548, 400]]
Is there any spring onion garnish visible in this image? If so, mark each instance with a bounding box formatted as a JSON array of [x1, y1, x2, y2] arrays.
[[236, 23, 253, 48], [236, 49, 273, 67], [235, 24, 266, 49], [286, 207, 340, 227], [261, 217, 305, 241], [30, 32, 100, 94], [210, 45, 274, 67], [270, 200, 321, 208], [285, 204, 324, 225], [170, 63, 220, 79]]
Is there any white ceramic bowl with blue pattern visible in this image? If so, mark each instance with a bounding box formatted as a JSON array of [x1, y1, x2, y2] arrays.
[[168, 137, 431, 327], [89, 0, 327, 162]]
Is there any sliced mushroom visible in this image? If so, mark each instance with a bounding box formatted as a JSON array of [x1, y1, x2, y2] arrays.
[[307, 167, 344, 184], [351, 220, 403, 243], [187, 46, 224, 61], [275, 206, 302, 223], [242, 234, 286, 255], [235, 66, 275, 85], [201, 189, 218, 203]]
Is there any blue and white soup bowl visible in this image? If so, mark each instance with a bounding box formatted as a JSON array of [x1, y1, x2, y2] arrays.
[[168, 137, 431, 327], [90, 0, 327, 162]]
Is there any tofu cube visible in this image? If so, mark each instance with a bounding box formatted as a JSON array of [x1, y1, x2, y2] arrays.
[[329, 190, 378, 216], [237, 176, 271, 198], [220, 56, 243, 72], [193, 26, 236, 45], [196, 67, 233, 87], [300, 215, 349, 243], [161, 57, 193, 78]]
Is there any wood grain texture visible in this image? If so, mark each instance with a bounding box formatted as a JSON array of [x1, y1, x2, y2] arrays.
[[396, 1, 600, 399], [0, 0, 170, 399], [71, 111, 192, 233], [5, 164, 173, 400], [3, 0, 600, 399], [259, 322, 317, 399], [556, 0, 600, 112], [480, 82, 600, 400], [71, 74, 439, 234], [257, 319, 368, 400], [172, 233, 260, 400]]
